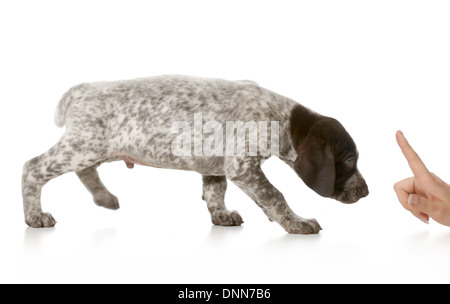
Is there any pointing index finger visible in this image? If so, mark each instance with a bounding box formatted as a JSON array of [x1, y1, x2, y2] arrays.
[[396, 130, 430, 177]]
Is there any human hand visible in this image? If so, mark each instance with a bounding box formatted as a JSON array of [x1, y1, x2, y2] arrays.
[[394, 130, 450, 226]]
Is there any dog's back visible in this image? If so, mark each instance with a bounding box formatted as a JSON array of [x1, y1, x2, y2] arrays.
[[56, 75, 294, 128]]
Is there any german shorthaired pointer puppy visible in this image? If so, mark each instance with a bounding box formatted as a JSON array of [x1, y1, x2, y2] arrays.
[[22, 75, 368, 234]]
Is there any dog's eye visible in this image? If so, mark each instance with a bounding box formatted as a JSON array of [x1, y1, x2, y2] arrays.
[[345, 158, 355, 167]]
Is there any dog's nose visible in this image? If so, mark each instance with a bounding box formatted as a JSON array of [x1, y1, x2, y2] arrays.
[[361, 185, 369, 198]]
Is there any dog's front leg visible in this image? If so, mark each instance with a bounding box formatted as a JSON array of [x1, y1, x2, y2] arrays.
[[202, 175, 243, 226], [224, 157, 322, 234]]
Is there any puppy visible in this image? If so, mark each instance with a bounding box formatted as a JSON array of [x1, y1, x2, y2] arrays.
[[22, 75, 368, 234]]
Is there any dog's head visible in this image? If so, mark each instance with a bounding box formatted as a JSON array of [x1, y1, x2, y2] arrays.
[[290, 106, 368, 204]]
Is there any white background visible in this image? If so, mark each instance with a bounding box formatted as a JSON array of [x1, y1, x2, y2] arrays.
[[1, 0, 450, 283]]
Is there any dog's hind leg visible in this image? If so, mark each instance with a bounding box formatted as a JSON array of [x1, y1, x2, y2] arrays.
[[22, 132, 107, 228], [76, 164, 119, 210], [202, 175, 243, 226]]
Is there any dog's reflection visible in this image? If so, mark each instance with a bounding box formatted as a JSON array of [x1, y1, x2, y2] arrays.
[[23, 227, 55, 257]]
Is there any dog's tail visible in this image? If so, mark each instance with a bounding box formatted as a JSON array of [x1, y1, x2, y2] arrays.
[[54, 88, 75, 128]]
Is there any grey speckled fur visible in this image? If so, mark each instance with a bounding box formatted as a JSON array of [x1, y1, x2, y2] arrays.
[[22, 75, 368, 234]]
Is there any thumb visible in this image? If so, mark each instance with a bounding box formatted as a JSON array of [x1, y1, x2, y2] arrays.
[[408, 194, 434, 215]]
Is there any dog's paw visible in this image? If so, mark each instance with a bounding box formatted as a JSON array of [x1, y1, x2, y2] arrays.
[[211, 210, 244, 226], [25, 212, 57, 228], [282, 215, 322, 234], [94, 191, 120, 210]]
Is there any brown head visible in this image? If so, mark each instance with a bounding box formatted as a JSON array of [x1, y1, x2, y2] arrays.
[[290, 105, 369, 204]]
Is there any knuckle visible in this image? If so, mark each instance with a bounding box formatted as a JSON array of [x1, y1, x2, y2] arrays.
[[394, 182, 400, 192], [393, 181, 402, 192]]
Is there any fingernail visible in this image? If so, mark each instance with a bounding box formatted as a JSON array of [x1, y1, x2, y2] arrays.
[[408, 194, 418, 206], [417, 215, 429, 224]]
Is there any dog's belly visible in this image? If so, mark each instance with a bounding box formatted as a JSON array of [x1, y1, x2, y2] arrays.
[[117, 153, 226, 175], [108, 115, 233, 175]]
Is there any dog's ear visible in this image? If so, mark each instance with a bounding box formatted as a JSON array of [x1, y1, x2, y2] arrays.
[[294, 136, 335, 197]]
